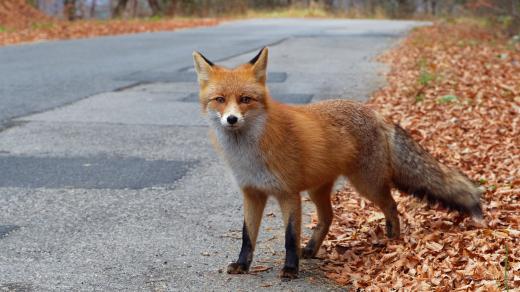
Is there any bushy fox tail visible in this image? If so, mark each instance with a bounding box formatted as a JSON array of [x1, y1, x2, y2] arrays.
[[389, 125, 483, 219]]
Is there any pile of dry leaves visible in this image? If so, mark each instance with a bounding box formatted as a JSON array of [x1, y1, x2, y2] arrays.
[[0, 0, 51, 30], [318, 23, 519, 290], [0, 0, 217, 47]]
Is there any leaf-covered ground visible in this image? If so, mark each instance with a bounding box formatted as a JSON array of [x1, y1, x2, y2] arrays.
[[0, 0, 217, 47], [318, 23, 519, 290]]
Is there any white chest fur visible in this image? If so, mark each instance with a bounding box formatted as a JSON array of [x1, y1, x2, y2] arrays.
[[211, 114, 281, 192]]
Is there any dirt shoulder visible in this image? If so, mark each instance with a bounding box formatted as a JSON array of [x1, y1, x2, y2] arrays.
[[0, 18, 218, 47], [0, 0, 218, 47], [319, 23, 519, 290]]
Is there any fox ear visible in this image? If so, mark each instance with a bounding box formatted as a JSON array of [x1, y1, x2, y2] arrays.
[[249, 47, 268, 84], [193, 51, 214, 85]]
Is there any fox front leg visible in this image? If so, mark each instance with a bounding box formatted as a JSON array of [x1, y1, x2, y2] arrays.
[[227, 188, 267, 274], [276, 194, 302, 279]]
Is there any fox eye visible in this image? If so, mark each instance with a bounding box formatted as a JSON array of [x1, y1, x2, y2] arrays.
[[214, 96, 225, 103], [240, 96, 252, 104]]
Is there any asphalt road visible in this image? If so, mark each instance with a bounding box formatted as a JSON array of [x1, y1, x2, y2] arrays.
[[0, 19, 425, 291]]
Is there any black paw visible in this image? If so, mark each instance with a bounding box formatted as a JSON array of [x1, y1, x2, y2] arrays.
[[385, 219, 400, 239], [279, 266, 299, 279], [385, 220, 400, 239], [301, 246, 315, 259], [227, 262, 249, 274]]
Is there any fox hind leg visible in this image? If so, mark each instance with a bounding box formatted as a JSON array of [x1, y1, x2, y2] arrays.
[[302, 181, 334, 259], [349, 174, 400, 239]]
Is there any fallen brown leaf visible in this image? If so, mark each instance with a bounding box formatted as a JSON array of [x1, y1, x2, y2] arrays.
[[249, 265, 273, 274]]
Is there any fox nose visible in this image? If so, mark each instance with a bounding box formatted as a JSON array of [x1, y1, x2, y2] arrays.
[[227, 115, 238, 125]]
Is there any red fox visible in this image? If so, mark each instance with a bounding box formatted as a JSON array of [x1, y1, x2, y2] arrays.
[[192, 47, 483, 279]]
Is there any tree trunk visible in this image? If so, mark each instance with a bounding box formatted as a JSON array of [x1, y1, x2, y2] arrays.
[[64, 0, 76, 20], [90, 0, 97, 18], [148, 0, 161, 16], [113, 0, 129, 17], [166, 0, 178, 16], [396, 0, 413, 17], [509, 0, 520, 36]]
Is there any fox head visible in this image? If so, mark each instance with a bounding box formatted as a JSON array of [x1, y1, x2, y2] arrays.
[[192, 47, 270, 132]]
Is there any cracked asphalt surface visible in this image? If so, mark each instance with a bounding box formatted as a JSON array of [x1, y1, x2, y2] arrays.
[[0, 19, 426, 291]]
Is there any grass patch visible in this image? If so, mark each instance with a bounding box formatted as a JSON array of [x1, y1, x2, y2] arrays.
[[0, 25, 16, 33], [442, 16, 491, 28], [244, 5, 397, 19], [148, 15, 163, 21], [457, 39, 480, 47], [415, 94, 425, 103], [246, 6, 330, 18], [417, 58, 438, 87], [419, 69, 435, 86], [437, 94, 458, 104], [143, 15, 199, 21], [143, 15, 200, 21], [31, 22, 55, 30]]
